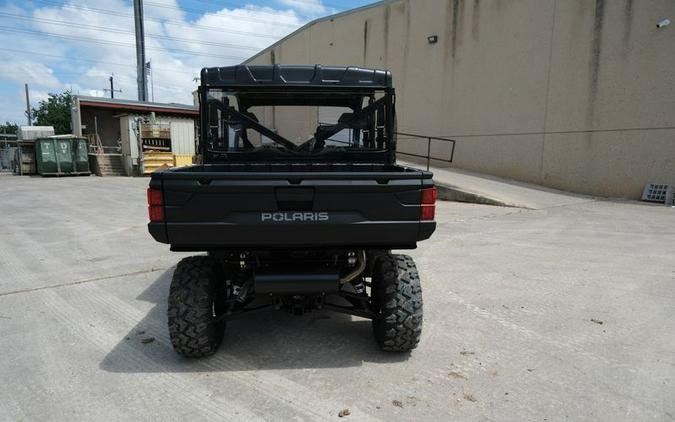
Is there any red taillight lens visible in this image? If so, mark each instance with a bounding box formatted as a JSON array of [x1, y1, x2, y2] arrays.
[[420, 187, 436, 221], [421, 205, 435, 221], [421, 187, 437, 204], [147, 187, 162, 206], [148, 205, 164, 222], [147, 187, 163, 222]]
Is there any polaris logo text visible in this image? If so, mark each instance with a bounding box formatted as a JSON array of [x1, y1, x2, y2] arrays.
[[261, 212, 329, 222]]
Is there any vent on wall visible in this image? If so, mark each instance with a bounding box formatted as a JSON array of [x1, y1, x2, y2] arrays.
[[641, 183, 674, 205]]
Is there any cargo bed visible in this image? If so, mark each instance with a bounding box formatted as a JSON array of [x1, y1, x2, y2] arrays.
[[148, 163, 435, 250]]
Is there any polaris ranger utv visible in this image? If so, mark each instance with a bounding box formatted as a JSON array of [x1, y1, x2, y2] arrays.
[[147, 65, 437, 357]]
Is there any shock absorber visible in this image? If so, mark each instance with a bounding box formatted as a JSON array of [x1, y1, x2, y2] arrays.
[[341, 250, 367, 294]]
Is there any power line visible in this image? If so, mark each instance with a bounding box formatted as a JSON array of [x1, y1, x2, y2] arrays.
[[147, 0, 344, 19], [0, 74, 193, 96], [28, 0, 300, 29], [144, 0, 306, 27], [0, 12, 268, 50], [190, 0, 344, 11], [0, 47, 202, 94], [26, 0, 295, 39], [0, 25, 246, 60], [1, 71, 106, 76], [0, 26, 249, 61], [0, 47, 198, 75], [0, 74, 192, 96]]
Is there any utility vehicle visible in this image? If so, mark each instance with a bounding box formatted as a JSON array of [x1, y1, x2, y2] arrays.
[[147, 65, 437, 357]]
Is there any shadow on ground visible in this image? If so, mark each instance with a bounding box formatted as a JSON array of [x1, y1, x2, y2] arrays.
[[100, 267, 409, 373]]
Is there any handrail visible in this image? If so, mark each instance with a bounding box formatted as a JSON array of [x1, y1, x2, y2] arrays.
[[395, 132, 456, 170], [214, 131, 454, 171]]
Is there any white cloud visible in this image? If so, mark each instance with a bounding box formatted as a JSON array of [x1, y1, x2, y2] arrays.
[[0, 0, 316, 121], [0, 60, 61, 88], [278, 0, 328, 16], [141, 0, 186, 22], [28, 89, 51, 104]]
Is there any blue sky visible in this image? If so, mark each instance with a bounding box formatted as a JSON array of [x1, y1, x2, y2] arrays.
[[0, 0, 377, 123]]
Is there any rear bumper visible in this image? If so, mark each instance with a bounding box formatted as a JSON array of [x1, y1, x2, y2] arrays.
[[148, 223, 168, 243], [148, 221, 436, 250]]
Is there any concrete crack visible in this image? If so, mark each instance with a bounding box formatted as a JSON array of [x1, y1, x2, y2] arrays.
[[0, 268, 168, 298]]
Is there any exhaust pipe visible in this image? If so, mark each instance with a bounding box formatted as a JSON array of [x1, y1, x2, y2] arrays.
[[255, 270, 339, 295]]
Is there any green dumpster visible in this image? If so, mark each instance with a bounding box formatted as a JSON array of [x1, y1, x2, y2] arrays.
[[35, 138, 59, 175], [35, 137, 89, 176], [72, 138, 90, 175], [54, 138, 74, 174]]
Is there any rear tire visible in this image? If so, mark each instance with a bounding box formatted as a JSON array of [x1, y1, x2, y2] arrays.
[[371, 254, 423, 352], [168, 256, 226, 357]]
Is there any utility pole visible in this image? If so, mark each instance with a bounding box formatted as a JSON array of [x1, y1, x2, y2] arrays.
[[24, 83, 31, 126], [103, 75, 122, 99], [133, 0, 148, 102]]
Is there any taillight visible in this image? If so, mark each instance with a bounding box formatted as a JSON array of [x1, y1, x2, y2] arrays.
[[147, 187, 164, 222], [148, 205, 164, 222], [420, 187, 436, 221], [421, 187, 437, 204]]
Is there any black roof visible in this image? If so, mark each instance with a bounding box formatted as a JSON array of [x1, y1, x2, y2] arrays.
[[201, 65, 392, 89]]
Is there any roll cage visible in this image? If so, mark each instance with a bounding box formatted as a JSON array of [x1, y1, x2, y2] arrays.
[[198, 65, 397, 164]]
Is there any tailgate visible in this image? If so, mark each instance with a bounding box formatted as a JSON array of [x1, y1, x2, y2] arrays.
[[149, 168, 435, 249]]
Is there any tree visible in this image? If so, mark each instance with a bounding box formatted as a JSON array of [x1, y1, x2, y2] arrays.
[[0, 122, 18, 135], [31, 91, 73, 134]]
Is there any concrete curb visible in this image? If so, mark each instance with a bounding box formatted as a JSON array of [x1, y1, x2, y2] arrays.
[[436, 183, 525, 208]]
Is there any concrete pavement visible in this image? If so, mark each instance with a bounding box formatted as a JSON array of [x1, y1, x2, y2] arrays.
[[400, 159, 594, 209], [0, 175, 673, 421]]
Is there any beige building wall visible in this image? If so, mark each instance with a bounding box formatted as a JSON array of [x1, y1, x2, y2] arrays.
[[246, 0, 675, 198]]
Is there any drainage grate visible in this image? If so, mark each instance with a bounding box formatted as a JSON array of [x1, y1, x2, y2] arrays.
[[641, 183, 673, 203]]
